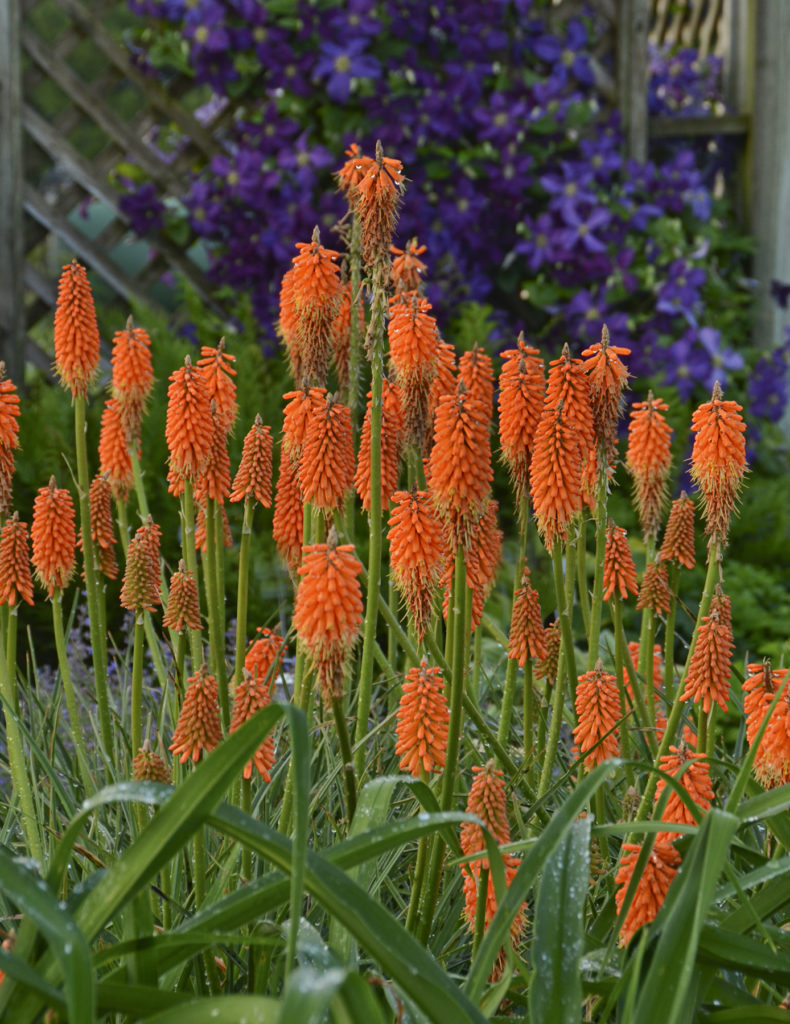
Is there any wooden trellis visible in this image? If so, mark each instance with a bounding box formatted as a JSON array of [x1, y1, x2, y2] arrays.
[[0, 0, 787, 384]]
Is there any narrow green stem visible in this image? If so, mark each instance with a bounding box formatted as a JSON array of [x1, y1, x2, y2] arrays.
[[130, 447, 150, 518], [470, 625, 482, 705], [74, 395, 111, 755], [354, 281, 386, 778], [705, 707, 717, 758], [52, 593, 92, 794], [613, 600, 656, 755], [234, 499, 254, 688], [0, 611, 42, 862], [241, 777, 252, 880], [697, 704, 708, 755], [6, 605, 18, 710], [332, 695, 357, 821], [644, 610, 657, 727], [472, 865, 489, 958], [131, 614, 145, 763], [347, 213, 364, 435], [406, 767, 432, 933], [613, 601, 635, 787], [553, 543, 578, 705], [576, 520, 590, 636], [214, 500, 226, 648], [587, 475, 608, 669], [497, 497, 529, 752], [204, 497, 228, 730], [180, 483, 204, 671], [663, 564, 680, 704], [523, 659, 534, 759]]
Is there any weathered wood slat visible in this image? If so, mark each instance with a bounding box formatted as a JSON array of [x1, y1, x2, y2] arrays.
[[0, 0, 27, 382], [649, 113, 750, 136], [698, 0, 724, 58], [55, 0, 221, 161], [22, 28, 178, 188], [23, 261, 56, 306]]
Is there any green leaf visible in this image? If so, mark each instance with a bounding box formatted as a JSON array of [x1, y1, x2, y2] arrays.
[[465, 759, 619, 1001], [144, 995, 280, 1023], [0, 846, 94, 1023], [279, 965, 351, 1024], [704, 1010, 790, 1023], [633, 809, 739, 1023], [698, 926, 790, 985], [736, 783, 790, 823], [529, 816, 590, 1024]]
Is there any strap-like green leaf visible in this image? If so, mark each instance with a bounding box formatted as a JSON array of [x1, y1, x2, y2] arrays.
[[144, 994, 280, 1023]]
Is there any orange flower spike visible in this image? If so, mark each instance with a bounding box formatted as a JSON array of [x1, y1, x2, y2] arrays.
[[690, 381, 747, 545], [508, 565, 548, 667], [132, 739, 170, 783], [170, 666, 223, 764], [460, 761, 512, 852], [463, 499, 503, 631], [459, 344, 495, 421], [660, 492, 696, 569], [272, 453, 303, 570], [336, 142, 374, 198], [573, 663, 621, 767], [355, 142, 405, 266], [110, 318, 154, 444], [626, 392, 673, 545], [31, 478, 76, 598], [387, 291, 438, 382], [88, 474, 118, 580], [679, 585, 733, 713], [291, 228, 343, 385], [654, 745, 714, 836], [53, 260, 101, 397], [282, 386, 327, 464], [230, 415, 274, 506], [636, 560, 671, 616], [120, 518, 162, 613], [231, 635, 286, 782], [99, 398, 135, 500], [197, 339, 237, 435], [162, 560, 201, 632], [194, 503, 233, 553], [278, 267, 301, 381], [292, 532, 364, 704], [602, 520, 639, 601], [355, 380, 403, 512], [530, 402, 583, 552], [388, 489, 445, 642], [498, 336, 545, 502], [430, 336, 458, 415], [0, 364, 21, 451], [391, 238, 428, 293], [428, 384, 493, 547], [165, 356, 213, 491], [546, 344, 596, 457], [395, 660, 449, 776], [331, 281, 365, 393], [615, 839, 681, 945], [193, 404, 231, 506], [0, 514, 34, 607], [245, 627, 287, 687], [582, 325, 631, 463], [743, 661, 790, 789], [299, 392, 355, 512]]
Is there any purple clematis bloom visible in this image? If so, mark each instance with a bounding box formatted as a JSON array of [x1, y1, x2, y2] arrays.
[[559, 206, 611, 253], [662, 329, 715, 399], [314, 38, 381, 103]]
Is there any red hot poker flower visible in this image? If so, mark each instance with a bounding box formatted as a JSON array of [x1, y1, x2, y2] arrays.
[[282, 387, 327, 465], [395, 660, 449, 776], [170, 666, 222, 763], [120, 518, 162, 613], [690, 382, 747, 546], [272, 453, 303, 571], [165, 357, 213, 492], [602, 520, 638, 601], [31, 478, 76, 598], [290, 229, 343, 385], [0, 514, 34, 607], [582, 326, 630, 466], [299, 392, 355, 512], [679, 585, 733, 713], [110, 318, 154, 444], [529, 402, 583, 552], [162, 560, 201, 632], [660, 492, 696, 569], [615, 839, 681, 945], [355, 381, 403, 513], [197, 340, 237, 435], [573, 663, 621, 766], [508, 565, 547, 667], [626, 392, 673, 545], [53, 260, 101, 397], [355, 143, 405, 266], [636, 560, 671, 616], [230, 415, 273, 506], [89, 473, 118, 580], [498, 337, 545, 503], [336, 142, 374, 198], [459, 345, 495, 420], [391, 238, 428, 293], [0, 364, 20, 452], [388, 488, 445, 642], [99, 398, 135, 500], [654, 745, 714, 838]]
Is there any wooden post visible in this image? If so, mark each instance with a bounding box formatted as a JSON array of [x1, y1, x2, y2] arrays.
[[0, 0, 25, 384], [617, 0, 650, 163], [750, 0, 790, 351]]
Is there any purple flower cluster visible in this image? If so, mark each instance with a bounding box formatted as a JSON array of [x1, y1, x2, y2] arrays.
[[118, 0, 774, 421]]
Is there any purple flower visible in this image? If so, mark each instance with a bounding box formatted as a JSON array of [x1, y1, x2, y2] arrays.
[[698, 326, 744, 386], [314, 38, 381, 103], [748, 338, 790, 422], [558, 206, 611, 254], [540, 162, 597, 220], [277, 130, 333, 189], [662, 329, 715, 399]]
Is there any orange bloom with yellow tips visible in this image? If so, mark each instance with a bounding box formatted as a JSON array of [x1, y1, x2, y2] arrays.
[[615, 839, 681, 945], [690, 382, 747, 545], [391, 238, 428, 293], [292, 533, 363, 703], [336, 142, 374, 197], [162, 561, 201, 633], [230, 415, 273, 506], [573, 663, 621, 766], [299, 392, 355, 512], [99, 398, 135, 500], [508, 565, 547, 667], [660, 492, 696, 569], [498, 336, 545, 503], [636, 560, 671, 616], [679, 585, 733, 713], [282, 387, 327, 464], [88, 473, 118, 580], [120, 518, 161, 613], [132, 740, 170, 783], [110, 318, 154, 444], [272, 453, 303, 570], [31, 478, 76, 598], [388, 488, 445, 642], [290, 229, 343, 385], [602, 520, 638, 601], [197, 340, 237, 435], [355, 380, 403, 513], [354, 144, 405, 266], [53, 260, 101, 398], [530, 403, 583, 552], [0, 514, 34, 608], [459, 345, 494, 419], [395, 660, 449, 776], [654, 745, 714, 838], [170, 666, 223, 764], [165, 357, 213, 492], [536, 619, 561, 682], [582, 326, 630, 464], [626, 392, 673, 545]]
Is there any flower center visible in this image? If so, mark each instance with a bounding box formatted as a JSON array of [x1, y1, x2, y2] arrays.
[[334, 54, 352, 73]]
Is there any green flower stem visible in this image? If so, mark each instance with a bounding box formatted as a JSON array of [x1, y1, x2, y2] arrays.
[[0, 611, 42, 862], [523, 658, 535, 759], [354, 284, 385, 779], [332, 694, 357, 821], [203, 497, 228, 730], [130, 613, 145, 763], [613, 600, 635, 788], [6, 604, 18, 710], [52, 592, 92, 794], [463, 586, 474, 704], [554, 542, 578, 705], [613, 600, 656, 756], [470, 624, 482, 704], [192, 823, 222, 993], [497, 496, 529, 752], [633, 545, 720, 826], [213, 500, 226, 658], [697, 704, 708, 754], [472, 865, 489, 958], [241, 776, 252, 881], [405, 767, 432, 934], [587, 474, 608, 669], [74, 395, 111, 755], [174, 630, 186, 698], [180, 482, 204, 672], [130, 447, 150, 518], [347, 213, 363, 436], [644, 610, 657, 726], [418, 549, 467, 942], [663, 564, 681, 704], [576, 521, 590, 637], [705, 707, 717, 757], [234, 498, 254, 688]]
